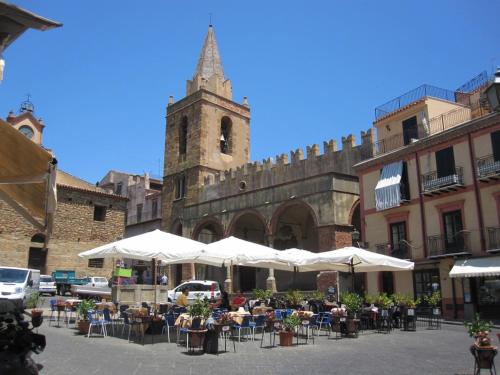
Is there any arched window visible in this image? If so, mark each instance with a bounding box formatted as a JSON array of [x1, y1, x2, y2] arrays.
[[179, 116, 188, 155], [31, 233, 45, 243], [220, 116, 232, 154]]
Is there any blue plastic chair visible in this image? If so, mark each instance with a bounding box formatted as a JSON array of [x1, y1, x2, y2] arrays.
[[232, 315, 253, 342], [87, 311, 107, 338], [102, 308, 114, 336], [274, 309, 284, 321], [249, 314, 266, 340], [161, 313, 176, 343], [318, 312, 332, 336]]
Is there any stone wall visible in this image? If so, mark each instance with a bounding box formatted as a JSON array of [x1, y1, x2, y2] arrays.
[[0, 185, 126, 277]]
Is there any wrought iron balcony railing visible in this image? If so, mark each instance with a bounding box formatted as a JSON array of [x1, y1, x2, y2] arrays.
[[477, 154, 500, 179], [374, 241, 412, 259], [486, 227, 500, 252], [422, 166, 464, 194], [427, 231, 471, 257]]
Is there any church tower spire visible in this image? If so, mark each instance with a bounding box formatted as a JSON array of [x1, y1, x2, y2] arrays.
[[186, 25, 232, 99]]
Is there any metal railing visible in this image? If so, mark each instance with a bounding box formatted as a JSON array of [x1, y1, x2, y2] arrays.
[[373, 107, 471, 156], [427, 106, 472, 134], [427, 231, 471, 257], [486, 227, 500, 252], [477, 154, 500, 178], [422, 166, 464, 193], [126, 210, 161, 225], [375, 84, 457, 120], [374, 241, 412, 259]]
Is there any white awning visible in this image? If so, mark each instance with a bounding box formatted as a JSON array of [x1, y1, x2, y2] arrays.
[[375, 161, 403, 211], [449, 256, 500, 278]]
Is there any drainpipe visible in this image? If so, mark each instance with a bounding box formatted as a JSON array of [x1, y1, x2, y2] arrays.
[[415, 152, 428, 258], [467, 133, 486, 252]]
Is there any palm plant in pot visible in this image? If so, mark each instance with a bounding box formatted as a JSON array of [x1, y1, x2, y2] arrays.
[[424, 291, 442, 315], [279, 314, 300, 347], [465, 314, 497, 369], [186, 298, 210, 348], [340, 292, 363, 337], [76, 299, 96, 334], [286, 290, 304, 309]]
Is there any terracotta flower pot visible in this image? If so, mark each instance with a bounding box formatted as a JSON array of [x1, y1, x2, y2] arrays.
[[279, 330, 294, 347], [77, 320, 90, 335]]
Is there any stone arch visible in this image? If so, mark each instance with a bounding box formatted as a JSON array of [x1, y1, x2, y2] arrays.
[[31, 233, 45, 243], [270, 200, 320, 291], [226, 209, 269, 240], [270, 200, 319, 249], [349, 199, 361, 242], [226, 209, 269, 292], [192, 217, 225, 283]]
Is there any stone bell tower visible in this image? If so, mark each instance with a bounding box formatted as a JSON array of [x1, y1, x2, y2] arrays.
[[162, 25, 251, 234]]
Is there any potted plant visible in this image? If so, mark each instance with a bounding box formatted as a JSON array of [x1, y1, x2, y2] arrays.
[[286, 290, 304, 309], [465, 314, 497, 370], [186, 298, 210, 349], [340, 292, 363, 337], [26, 292, 43, 327], [279, 314, 300, 346], [76, 299, 96, 334], [401, 295, 418, 331], [425, 291, 442, 315]]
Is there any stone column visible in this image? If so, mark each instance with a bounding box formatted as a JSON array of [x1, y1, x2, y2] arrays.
[[266, 268, 277, 293], [266, 234, 277, 292], [224, 265, 233, 293]]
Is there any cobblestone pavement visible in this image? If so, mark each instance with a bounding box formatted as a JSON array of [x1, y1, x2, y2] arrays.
[[33, 320, 499, 375]]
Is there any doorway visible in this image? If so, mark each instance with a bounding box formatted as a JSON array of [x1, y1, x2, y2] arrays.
[[28, 247, 47, 274]]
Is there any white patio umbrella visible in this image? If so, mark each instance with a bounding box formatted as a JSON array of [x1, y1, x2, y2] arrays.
[[299, 246, 415, 273], [78, 229, 205, 261], [174, 236, 294, 271]]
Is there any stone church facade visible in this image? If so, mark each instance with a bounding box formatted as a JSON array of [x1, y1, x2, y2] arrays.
[[161, 26, 373, 292]]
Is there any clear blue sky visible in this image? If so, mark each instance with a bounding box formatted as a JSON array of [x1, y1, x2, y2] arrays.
[[1, 0, 499, 183]]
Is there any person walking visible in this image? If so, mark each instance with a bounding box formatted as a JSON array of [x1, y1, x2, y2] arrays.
[[160, 273, 168, 286]]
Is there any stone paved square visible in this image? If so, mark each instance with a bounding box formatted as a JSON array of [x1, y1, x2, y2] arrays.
[[35, 321, 498, 375]]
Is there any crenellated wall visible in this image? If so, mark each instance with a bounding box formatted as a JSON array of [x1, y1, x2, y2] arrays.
[[200, 129, 374, 201]]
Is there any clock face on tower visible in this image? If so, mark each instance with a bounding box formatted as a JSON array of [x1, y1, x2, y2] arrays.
[[18, 125, 34, 139]]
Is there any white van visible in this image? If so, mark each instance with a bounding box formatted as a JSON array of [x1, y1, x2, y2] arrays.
[[0, 267, 40, 308]]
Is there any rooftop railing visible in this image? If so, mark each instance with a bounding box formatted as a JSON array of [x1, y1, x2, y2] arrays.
[[375, 84, 457, 120]]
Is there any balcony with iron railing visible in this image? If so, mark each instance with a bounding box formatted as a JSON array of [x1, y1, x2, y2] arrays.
[[374, 106, 473, 156], [374, 241, 412, 260], [486, 227, 500, 253], [476, 154, 500, 181], [421, 166, 464, 195], [427, 230, 471, 258], [126, 209, 161, 225]]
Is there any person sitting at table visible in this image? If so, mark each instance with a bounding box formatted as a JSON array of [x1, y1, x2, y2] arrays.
[[175, 287, 189, 307], [230, 291, 246, 311]]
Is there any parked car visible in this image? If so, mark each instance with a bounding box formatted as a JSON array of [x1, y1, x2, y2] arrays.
[[0, 267, 40, 308], [39, 274, 56, 296], [167, 280, 221, 304], [87, 276, 109, 288], [51, 270, 88, 296]]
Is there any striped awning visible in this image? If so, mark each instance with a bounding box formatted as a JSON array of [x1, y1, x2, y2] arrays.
[[375, 161, 403, 211], [449, 256, 500, 278]]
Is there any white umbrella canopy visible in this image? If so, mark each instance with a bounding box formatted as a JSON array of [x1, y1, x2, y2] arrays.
[[296, 246, 414, 273], [179, 236, 295, 271], [78, 229, 205, 261]]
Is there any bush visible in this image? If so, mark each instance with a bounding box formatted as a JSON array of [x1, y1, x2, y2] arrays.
[[252, 288, 273, 301], [187, 297, 211, 319], [424, 291, 441, 307], [77, 299, 96, 321], [25, 292, 39, 309], [340, 292, 363, 314], [286, 290, 304, 306], [464, 313, 493, 338], [282, 314, 301, 331]]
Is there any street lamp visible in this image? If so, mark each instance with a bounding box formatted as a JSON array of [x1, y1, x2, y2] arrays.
[[485, 68, 500, 112], [351, 228, 360, 247]]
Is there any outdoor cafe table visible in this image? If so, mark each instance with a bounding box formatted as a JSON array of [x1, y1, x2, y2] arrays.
[[227, 311, 251, 325]]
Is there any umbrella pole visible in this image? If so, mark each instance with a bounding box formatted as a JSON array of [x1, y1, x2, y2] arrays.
[[351, 259, 355, 292], [293, 266, 297, 290], [152, 258, 157, 314]]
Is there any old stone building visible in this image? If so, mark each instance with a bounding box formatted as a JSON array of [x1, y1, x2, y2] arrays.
[[161, 26, 372, 292], [0, 106, 127, 277]]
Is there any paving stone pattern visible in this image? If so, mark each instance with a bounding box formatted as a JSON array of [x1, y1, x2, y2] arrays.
[[35, 322, 497, 375]]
